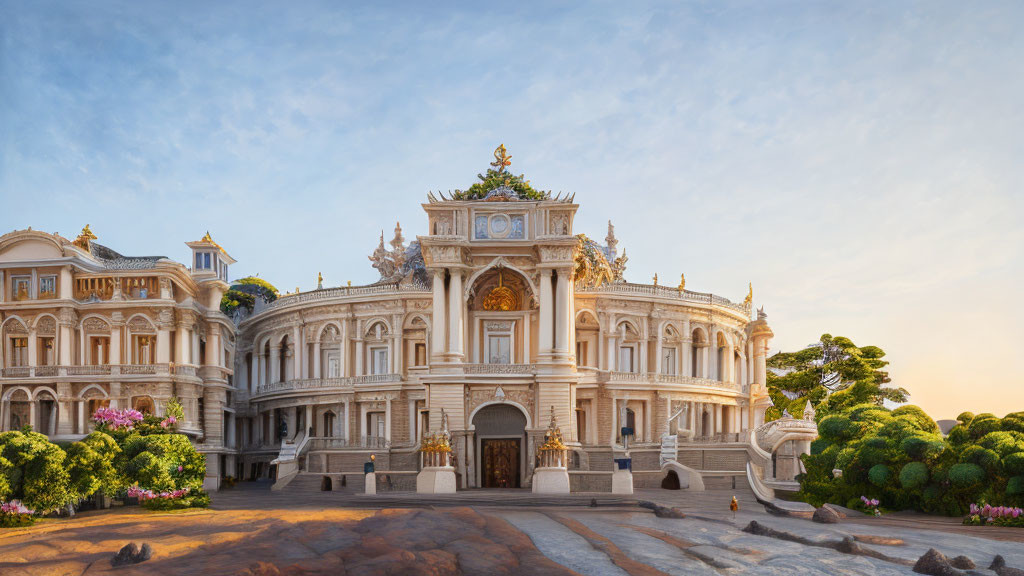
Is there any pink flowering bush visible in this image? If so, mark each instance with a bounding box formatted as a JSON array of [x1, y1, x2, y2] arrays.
[[92, 408, 144, 431], [964, 503, 1024, 527], [860, 495, 882, 516], [0, 500, 35, 527], [127, 485, 209, 511]]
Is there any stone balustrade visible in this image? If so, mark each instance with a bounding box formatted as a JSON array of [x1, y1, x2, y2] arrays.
[[576, 282, 751, 315], [602, 370, 742, 391], [462, 363, 536, 375], [254, 374, 401, 397]]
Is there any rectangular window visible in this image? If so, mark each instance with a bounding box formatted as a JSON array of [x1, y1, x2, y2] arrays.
[[196, 253, 202, 269], [12, 276, 30, 301], [38, 275, 56, 298], [662, 348, 677, 375], [371, 347, 388, 375], [11, 338, 28, 367], [414, 342, 426, 366], [203, 253, 211, 269], [487, 334, 511, 364], [618, 346, 634, 373], [368, 412, 386, 439]]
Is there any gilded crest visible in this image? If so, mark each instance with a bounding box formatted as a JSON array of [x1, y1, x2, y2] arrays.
[[482, 271, 519, 311]]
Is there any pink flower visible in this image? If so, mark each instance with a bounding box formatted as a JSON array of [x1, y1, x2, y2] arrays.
[[177, 465, 183, 472]]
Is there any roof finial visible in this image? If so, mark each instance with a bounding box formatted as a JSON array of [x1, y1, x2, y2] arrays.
[[317, 272, 323, 290], [678, 273, 685, 293], [490, 144, 512, 173], [744, 282, 753, 306]]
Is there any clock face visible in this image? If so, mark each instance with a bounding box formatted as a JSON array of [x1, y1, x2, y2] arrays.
[[490, 214, 510, 237]]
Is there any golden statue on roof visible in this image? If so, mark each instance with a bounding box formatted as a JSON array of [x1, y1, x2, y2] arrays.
[[490, 144, 512, 173], [744, 282, 753, 306], [73, 225, 97, 251], [678, 273, 686, 293]]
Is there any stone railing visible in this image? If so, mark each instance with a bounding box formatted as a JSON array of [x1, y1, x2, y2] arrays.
[[754, 416, 819, 453], [308, 436, 392, 450], [34, 366, 59, 377], [67, 365, 112, 376], [120, 364, 169, 375], [463, 363, 536, 375], [259, 283, 430, 313], [576, 282, 750, 315], [600, 371, 742, 392], [688, 432, 744, 444], [173, 364, 198, 377], [1, 367, 31, 378], [255, 373, 401, 397]]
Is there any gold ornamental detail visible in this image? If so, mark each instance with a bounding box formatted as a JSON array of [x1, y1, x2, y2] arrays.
[[490, 144, 512, 173], [482, 271, 518, 311]]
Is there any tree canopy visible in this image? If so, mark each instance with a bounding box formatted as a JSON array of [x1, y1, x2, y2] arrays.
[[767, 334, 908, 420]]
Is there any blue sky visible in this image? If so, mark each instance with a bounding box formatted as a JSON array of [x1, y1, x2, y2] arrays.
[[2, 1, 1022, 419]]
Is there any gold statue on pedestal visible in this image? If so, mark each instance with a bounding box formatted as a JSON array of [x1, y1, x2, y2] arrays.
[[744, 283, 753, 306], [678, 273, 686, 293]]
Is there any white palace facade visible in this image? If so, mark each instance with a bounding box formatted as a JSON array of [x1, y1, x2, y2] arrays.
[[0, 148, 816, 494]]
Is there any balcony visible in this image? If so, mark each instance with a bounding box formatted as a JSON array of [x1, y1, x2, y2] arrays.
[[253, 374, 402, 398], [0, 363, 203, 380], [67, 365, 112, 376], [1, 367, 31, 378], [307, 436, 392, 451], [462, 363, 536, 375], [600, 371, 742, 392]]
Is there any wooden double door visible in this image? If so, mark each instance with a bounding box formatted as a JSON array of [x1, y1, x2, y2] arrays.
[[481, 438, 521, 488]]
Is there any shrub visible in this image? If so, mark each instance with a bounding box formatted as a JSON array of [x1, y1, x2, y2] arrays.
[[967, 415, 1002, 440], [960, 445, 1001, 473], [901, 434, 946, 461], [899, 462, 929, 489], [0, 430, 72, 512], [0, 501, 34, 527], [1008, 476, 1024, 496], [1005, 453, 1024, 476], [949, 463, 986, 487], [119, 434, 205, 492], [868, 464, 892, 486], [819, 415, 856, 443], [66, 432, 122, 499], [892, 405, 940, 434]]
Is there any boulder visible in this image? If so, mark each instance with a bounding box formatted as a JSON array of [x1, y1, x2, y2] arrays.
[[812, 506, 842, 524], [822, 503, 852, 518], [990, 555, 1024, 576], [912, 548, 962, 576], [110, 542, 153, 567], [949, 556, 974, 569], [653, 506, 686, 519], [111, 543, 139, 567]]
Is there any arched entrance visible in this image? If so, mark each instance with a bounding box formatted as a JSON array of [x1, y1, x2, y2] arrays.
[[472, 404, 527, 488]]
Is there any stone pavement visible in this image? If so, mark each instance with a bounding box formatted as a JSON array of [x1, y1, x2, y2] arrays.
[[1, 483, 1022, 575]]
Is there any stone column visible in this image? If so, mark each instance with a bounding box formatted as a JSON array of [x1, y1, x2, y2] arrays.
[[312, 341, 321, 379], [156, 315, 172, 364], [343, 400, 351, 442], [654, 324, 663, 375], [447, 270, 463, 358], [27, 327, 37, 368], [538, 269, 553, 355], [58, 310, 74, 367], [554, 269, 569, 355], [292, 326, 301, 378], [176, 318, 191, 364], [269, 346, 280, 384], [355, 338, 364, 376], [431, 270, 446, 359], [305, 405, 313, 437], [251, 352, 260, 392], [268, 410, 276, 445], [56, 383, 73, 435], [392, 315, 403, 374], [384, 397, 392, 441]]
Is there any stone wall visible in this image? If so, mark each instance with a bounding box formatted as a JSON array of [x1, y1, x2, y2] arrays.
[[569, 471, 612, 493]]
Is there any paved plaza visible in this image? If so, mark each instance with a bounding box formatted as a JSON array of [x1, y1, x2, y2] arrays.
[[1, 484, 1022, 575]]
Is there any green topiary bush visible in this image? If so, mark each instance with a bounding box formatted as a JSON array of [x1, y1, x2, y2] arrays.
[[66, 432, 123, 499], [948, 463, 985, 487], [899, 461, 929, 489], [868, 464, 892, 486], [1007, 476, 1024, 496]]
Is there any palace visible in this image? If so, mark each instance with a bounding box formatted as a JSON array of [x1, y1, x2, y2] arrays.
[[0, 147, 817, 494]]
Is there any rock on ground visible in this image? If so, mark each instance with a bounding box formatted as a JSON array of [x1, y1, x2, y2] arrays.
[[813, 506, 842, 524], [912, 548, 962, 576]]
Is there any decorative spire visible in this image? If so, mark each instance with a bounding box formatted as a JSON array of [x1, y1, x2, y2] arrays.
[[744, 283, 753, 307], [490, 144, 512, 173], [605, 220, 618, 255], [390, 222, 405, 251]]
